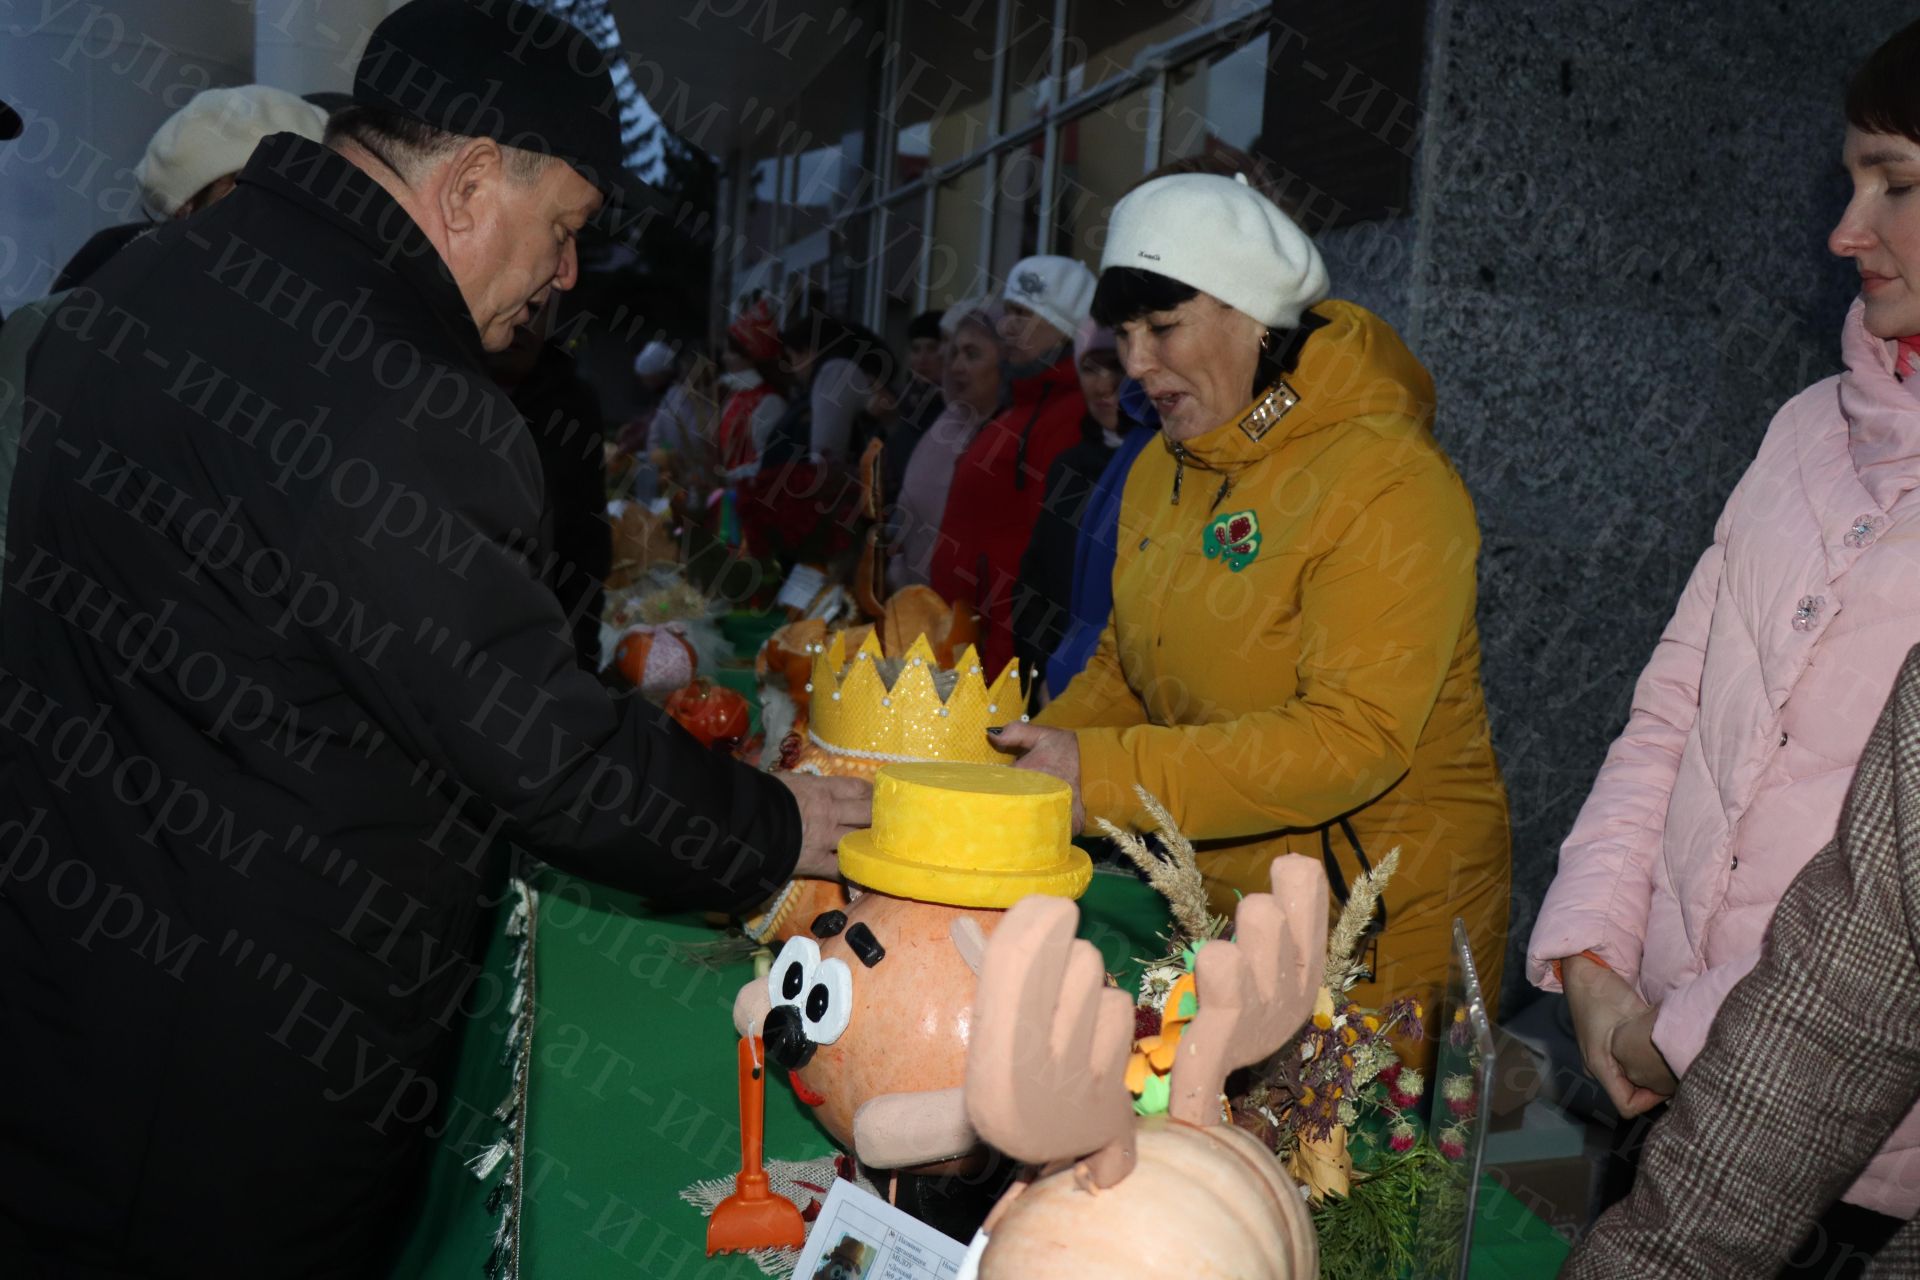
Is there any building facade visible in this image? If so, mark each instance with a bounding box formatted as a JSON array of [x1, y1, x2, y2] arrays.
[[713, 0, 1294, 349]]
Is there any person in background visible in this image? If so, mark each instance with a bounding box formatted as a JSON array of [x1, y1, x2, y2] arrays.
[[903, 308, 947, 419], [715, 298, 787, 477], [737, 311, 891, 569], [1013, 319, 1137, 702], [621, 338, 677, 454], [996, 173, 1509, 1038], [53, 86, 331, 294], [1528, 19, 1920, 1264], [0, 84, 330, 604], [929, 256, 1093, 671], [620, 338, 701, 502], [876, 308, 947, 504], [137, 85, 329, 218], [888, 299, 1006, 592], [769, 310, 891, 467], [490, 306, 611, 671]]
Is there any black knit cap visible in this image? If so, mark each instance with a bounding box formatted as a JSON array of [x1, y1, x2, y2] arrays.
[[353, 0, 630, 199]]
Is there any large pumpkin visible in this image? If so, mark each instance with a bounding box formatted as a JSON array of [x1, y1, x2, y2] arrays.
[[977, 1115, 1317, 1279]]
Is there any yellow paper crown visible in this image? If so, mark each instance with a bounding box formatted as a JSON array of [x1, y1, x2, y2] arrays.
[[804, 630, 1024, 766]]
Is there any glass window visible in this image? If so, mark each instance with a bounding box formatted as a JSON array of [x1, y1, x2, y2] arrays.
[[741, 153, 783, 265], [1161, 31, 1269, 164], [1065, 0, 1252, 101], [1000, 0, 1057, 137], [893, 2, 997, 165], [1050, 82, 1153, 270], [876, 192, 929, 350], [784, 23, 878, 241], [988, 137, 1049, 280], [930, 166, 993, 305]]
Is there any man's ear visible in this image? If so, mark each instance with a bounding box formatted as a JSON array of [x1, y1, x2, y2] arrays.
[[440, 137, 503, 235]]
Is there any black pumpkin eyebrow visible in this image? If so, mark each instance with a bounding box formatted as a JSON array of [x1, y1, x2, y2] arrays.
[[845, 923, 885, 968], [810, 910, 848, 939]]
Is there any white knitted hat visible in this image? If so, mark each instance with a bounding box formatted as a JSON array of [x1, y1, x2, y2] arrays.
[[1100, 173, 1329, 328], [1001, 255, 1095, 340], [136, 86, 329, 218], [632, 340, 676, 377]]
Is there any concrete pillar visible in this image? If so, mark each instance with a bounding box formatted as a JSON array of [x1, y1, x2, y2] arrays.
[[254, 0, 400, 97], [0, 0, 254, 311]]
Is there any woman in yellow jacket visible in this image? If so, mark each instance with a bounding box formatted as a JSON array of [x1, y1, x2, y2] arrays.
[[993, 172, 1510, 1023]]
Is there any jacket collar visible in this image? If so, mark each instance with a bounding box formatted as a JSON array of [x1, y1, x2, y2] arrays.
[[1169, 301, 1436, 473], [1841, 298, 1920, 513], [238, 133, 488, 370], [1008, 350, 1079, 406]]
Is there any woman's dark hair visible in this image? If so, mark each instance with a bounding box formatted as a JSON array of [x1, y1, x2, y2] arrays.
[[1847, 19, 1920, 144], [1090, 266, 1318, 398], [907, 310, 946, 343], [1089, 265, 1198, 331], [780, 310, 897, 385]]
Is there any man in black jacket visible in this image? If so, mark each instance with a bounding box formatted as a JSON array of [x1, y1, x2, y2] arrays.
[[0, 2, 866, 1274]]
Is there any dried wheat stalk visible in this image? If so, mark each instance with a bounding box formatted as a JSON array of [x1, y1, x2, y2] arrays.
[[1322, 846, 1400, 995], [1097, 786, 1227, 941]]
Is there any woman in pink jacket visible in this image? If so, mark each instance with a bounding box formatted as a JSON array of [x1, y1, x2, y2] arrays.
[[1531, 18, 1920, 1231]]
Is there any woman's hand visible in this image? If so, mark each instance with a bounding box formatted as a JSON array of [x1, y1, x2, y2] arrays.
[[1610, 1004, 1679, 1097], [988, 723, 1086, 832], [1562, 955, 1669, 1118]]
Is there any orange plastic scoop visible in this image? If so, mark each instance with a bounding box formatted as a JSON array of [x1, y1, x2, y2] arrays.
[[707, 1034, 807, 1255]]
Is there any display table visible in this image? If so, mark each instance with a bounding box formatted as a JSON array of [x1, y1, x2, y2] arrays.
[[391, 613, 1572, 1277]]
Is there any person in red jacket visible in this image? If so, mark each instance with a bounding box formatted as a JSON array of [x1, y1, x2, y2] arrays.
[[930, 255, 1095, 673]]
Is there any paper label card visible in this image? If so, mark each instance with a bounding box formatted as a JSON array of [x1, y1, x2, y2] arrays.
[[774, 564, 829, 613], [790, 1177, 969, 1280]]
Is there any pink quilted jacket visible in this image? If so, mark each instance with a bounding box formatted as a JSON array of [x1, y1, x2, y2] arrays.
[[1530, 301, 1920, 1216]]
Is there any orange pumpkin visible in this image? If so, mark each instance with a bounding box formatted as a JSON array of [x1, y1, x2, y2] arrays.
[[734, 891, 998, 1175], [666, 680, 750, 749], [978, 1115, 1316, 1280]]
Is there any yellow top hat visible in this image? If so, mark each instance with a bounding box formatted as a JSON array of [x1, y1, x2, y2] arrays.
[[838, 762, 1092, 908]]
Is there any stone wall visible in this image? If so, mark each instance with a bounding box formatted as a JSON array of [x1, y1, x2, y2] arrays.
[[1359, 0, 1912, 1006]]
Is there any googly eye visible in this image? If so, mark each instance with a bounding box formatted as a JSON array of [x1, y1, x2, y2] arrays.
[[800, 956, 853, 1045], [768, 935, 819, 1011]]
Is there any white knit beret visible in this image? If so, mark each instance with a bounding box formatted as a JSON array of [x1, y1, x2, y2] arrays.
[[1100, 173, 1329, 328], [1001, 255, 1096, 340], [136, 86, 329, 218]]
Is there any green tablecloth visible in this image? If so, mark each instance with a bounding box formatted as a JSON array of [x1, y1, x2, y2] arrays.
[[398, 869, 1568, 1277], [394, 608, 1572, 1277]]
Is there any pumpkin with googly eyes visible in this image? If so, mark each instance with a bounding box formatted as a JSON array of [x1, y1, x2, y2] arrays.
[[760, 892, 1004, 1175], [732, 763, 1092, 1176]]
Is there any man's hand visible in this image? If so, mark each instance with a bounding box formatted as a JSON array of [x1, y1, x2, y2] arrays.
[[778, 773, 872, 879], [1563, 954, 1668, 1117], [1611, 1004, 1679, 1097], [989, 722, 1085, 832]]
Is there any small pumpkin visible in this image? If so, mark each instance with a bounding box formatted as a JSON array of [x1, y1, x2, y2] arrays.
[[613, 625, 696, 695], [666, 679, 751, 749]]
